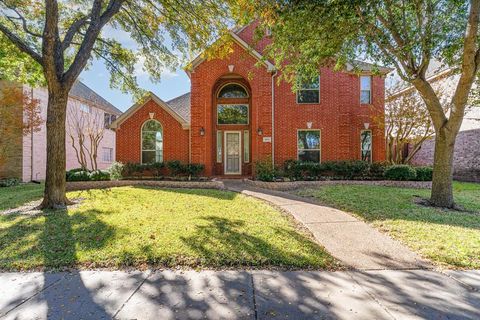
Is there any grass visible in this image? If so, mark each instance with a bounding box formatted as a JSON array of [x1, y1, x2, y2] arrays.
[[0, 183, 44, 210], [0, 186, 336, 270], [294, 182, 480, 269]]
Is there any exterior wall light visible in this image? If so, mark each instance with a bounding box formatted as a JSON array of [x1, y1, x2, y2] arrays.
[[200, 127, 205, 136], [257, 128, 263, 136]]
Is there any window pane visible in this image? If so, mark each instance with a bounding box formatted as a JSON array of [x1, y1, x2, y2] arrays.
[[298, 131, 320, 149], [299, 76, 319, 89], [360, 76, 371, 90], [216, 130, 223, 163], [297, 90, 319, 103], [360, 90, 371, 104], [217, 104, 248, 124], [218, 84, 248, 98], [298, 150, 320, 162], [142, 132, 156, 150], [142, 151, 156, 164], [361, 131, 372, 162], [244, 130, 249, 163], [143, 120, 162, 131]]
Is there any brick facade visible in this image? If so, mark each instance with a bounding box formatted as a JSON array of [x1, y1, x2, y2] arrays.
[[412, 129, 480, 182], [115, 24, 387, 176], [115, 99, 190, 164]]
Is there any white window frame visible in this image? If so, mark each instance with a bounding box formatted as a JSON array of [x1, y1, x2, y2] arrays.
[[360, 130, 373, 162], [360, 75, 372, 104], [141, 119, 163, 164], [296, 76, 320, 104], [297, 129, 321, 163], [80, 103, 91, 113]]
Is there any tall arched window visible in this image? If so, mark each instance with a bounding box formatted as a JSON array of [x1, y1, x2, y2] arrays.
[[141, 120, 163, 163], [216, 83, 249, 125]]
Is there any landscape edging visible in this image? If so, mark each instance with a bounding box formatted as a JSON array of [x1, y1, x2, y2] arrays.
[[244, 179, 432, 191], [66, 180, 225, 191]]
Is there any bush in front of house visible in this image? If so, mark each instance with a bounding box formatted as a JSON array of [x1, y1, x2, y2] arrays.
[[66, 169, 91, 181], [414, 166, 433, 181], [185, 163, 205, 179], [121, 161, 204, 179], [384, 165, 417, 181], [255, 157, 277, 182], [89, 170, 111, 181], [282, 160, 382, 181], [108, 161, 124, 180], [0, 178, 20, 187]]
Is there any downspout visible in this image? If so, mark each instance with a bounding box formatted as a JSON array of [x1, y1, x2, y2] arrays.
[[30, 88, 34, 182], [271, 70, 277, 169]]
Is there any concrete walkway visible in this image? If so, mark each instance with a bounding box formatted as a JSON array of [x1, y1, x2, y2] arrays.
[[223, 180, 430, 270], [1, 269, 479, 319]]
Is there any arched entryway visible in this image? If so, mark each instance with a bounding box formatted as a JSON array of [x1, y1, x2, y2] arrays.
[[212, 77, 252, 176]]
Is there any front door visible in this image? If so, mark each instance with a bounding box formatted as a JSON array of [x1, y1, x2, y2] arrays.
[[224, 131, 241, 175]]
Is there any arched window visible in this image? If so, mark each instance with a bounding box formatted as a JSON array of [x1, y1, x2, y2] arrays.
[[218, 83, 248, 98], [141, 120, 163, 163]]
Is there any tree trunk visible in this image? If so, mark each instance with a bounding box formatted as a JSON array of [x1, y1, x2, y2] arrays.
[[430, 129, 456, 208], [40, 90, 71, 209]]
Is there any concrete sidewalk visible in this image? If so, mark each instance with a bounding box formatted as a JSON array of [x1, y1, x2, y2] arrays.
[[223, 180, 430, 270], [1, 269, 479, 320]]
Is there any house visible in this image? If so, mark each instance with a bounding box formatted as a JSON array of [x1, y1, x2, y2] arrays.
[[113, 23, 390, 176], [394, 69, 480, 182], [0, 80, 121, 181]]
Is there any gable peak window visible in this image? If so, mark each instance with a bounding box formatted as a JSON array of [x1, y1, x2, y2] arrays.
[[360, 75, 372, 104], [297, 76, 320, 104], [141, 119, 163, 164]]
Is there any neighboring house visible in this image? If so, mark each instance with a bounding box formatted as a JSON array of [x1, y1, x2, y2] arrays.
[[390, 69, 480, 182], [113, 23, 390, 176], [0, 80, 121, 181]]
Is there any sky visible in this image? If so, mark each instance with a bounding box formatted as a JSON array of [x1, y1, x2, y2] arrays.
[[79, 59, 191, 112]]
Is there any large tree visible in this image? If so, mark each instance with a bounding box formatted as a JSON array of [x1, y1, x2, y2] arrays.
[[0, 0, 238, 208], [254, 0, 480, 208]]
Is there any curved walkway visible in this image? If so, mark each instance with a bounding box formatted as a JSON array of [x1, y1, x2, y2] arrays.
[[223, 180, 431, 270]]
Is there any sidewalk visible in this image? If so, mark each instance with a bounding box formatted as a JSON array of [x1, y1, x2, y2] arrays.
[[1, 269, 479, 319], [223, 180, 430, 270]]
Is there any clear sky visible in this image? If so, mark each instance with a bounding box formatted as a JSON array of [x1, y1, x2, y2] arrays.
[[79, 58, 191, 112]]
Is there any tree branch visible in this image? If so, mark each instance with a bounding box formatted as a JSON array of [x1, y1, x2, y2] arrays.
[[0, 21, 42, 64]]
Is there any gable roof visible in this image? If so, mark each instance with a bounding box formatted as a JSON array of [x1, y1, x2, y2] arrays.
[[70, 81, 122, 115], [166, 92, 191, 122], [110, 92, 190, 130], [186, 31, 276, 74]]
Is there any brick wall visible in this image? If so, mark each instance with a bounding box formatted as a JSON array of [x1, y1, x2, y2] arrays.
[[115, 99, 190, 164], [411, 128, 480, 182]]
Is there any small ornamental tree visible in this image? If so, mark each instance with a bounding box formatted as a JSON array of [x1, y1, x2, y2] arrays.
[[251, 0, 480, 208], [0, 0, 241, 208]]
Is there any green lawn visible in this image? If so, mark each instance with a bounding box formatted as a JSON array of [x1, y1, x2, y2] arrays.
[[294, 182, 480, 269], [0, 186, 336, 270], [0, 183, 44, 210]]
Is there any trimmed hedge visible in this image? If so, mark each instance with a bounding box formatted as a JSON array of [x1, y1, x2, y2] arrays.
[[255, 157, 276, 182], [0, 178, 20, 187], [384, 165, 417, 181], [414, 166, 433, 181], [66, 169, 111, 182], [122, 161, 205, 179]]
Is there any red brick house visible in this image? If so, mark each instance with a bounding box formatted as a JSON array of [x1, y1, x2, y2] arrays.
[[112, 24, 390, 177]]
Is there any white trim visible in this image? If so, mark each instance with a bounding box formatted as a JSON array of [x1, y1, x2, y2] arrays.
[[224, 131, 242, 175], [297, 129, 322, 163], [296, 76, 321, 104], [141, 119, 164, 164], [360, 129, 373, 163], [111, 92, 190, 130], [217, 82, 250, 98], [360, 75, 372, 105]]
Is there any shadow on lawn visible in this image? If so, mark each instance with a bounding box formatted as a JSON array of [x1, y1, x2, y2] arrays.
[[179, 215, 333, 269], [132, 184, 239, 200], [0, 207, 116, 318]]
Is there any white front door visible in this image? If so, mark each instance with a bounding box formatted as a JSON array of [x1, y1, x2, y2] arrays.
[[224, 131, 241, 175]]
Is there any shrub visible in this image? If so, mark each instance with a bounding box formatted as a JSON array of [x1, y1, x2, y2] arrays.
[[66, 169, 91, 181], [122, 162, 164, 177], [166, 160, 184, 176], [283, 160, 377, 180], [415, 166, 433, 181], [0, 178, 20, 187], [384, 165, 417, 181], [89, 170, 111, 181], [284, 160, 303, 180], [255, 157, 276, 182], [108, 162, 124, 180], [185, 164, 205, 178], [369, 162, 388, 179]]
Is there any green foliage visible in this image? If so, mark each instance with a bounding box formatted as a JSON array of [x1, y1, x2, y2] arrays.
[[122, 161, 204, 178], [108, 162, 124, 180], [66, 169, 91, 182], [185, 164, 205, 178], [89, 170, 111, 181], [283, 160, 386, 181], [0, 178, 20, 188], [415, 166, 433, 181], [166, 160, 184, 176], [123, 162, 165, 177], [255, 157, 276, 182], [384, 165, 417, 181]]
